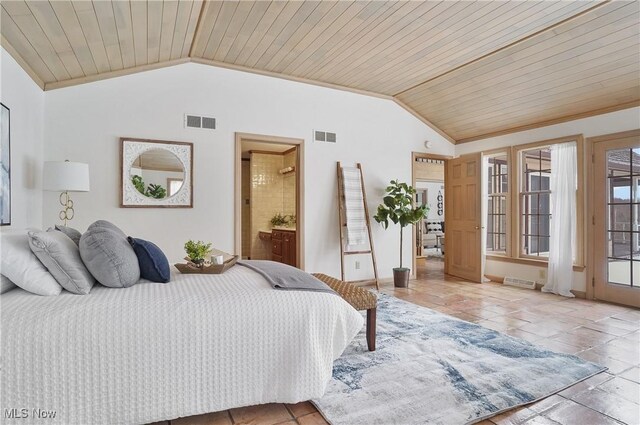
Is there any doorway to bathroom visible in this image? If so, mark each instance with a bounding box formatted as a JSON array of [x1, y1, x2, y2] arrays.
[[234, 133, 304, 269]]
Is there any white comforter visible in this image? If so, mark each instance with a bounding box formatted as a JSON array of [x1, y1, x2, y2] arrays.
[[1, 266, 363, 425]]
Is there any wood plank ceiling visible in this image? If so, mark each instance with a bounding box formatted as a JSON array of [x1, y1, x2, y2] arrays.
[[1, 1, 639, 143]]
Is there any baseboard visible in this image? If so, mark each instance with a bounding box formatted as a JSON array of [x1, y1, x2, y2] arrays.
[[488, 275, 586, 299]]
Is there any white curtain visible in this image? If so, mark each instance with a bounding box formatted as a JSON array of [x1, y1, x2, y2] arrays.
[[543, 141, 577, 297], [481, 155, 489, 282]]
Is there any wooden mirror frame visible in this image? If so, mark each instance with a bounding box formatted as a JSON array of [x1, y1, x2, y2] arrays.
[[120, 137, 193, 208]]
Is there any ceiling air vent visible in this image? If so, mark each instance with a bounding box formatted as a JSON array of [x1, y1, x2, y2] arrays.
[[185, 114, 216, 130], [314, 130, 336, 143]]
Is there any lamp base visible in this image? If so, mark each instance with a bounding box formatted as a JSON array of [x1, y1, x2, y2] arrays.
[[59, 191, 74, 226]]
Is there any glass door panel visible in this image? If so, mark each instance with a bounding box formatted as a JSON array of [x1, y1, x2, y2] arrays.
[[593, 131, 640, 307], [606, 149, 638, 287]]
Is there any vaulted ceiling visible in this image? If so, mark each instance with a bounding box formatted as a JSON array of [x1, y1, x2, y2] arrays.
[[2, 0, 639, 143]]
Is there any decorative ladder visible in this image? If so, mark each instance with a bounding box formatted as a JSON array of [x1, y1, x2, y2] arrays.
[[336, 162, 379, 290]]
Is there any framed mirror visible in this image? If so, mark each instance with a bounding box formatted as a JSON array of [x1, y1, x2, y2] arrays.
[[120, 138, 193, 208]]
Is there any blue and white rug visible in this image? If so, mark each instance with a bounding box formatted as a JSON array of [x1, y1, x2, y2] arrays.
[[314, 294, 606, 425]]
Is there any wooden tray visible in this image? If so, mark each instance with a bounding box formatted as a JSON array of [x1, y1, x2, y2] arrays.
[[175, 255, 238, 274]]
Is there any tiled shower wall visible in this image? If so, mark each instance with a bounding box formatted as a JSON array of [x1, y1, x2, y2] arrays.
[[250, 153, 284, 260]]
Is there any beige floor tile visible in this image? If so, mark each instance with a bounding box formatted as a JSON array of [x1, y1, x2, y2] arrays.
[[609, 336, 640, 354], [571, 388, 640, 424], [285, 401, 317, 418], [446, 310, 483, 322], [577, 350, 635, 375], [557, 327, 617, 347], [582, 320, 638, 337], [534, 339, 582, 355], [527, 395, 565, 415], [597, 376, 640, 405], [619, 366, 640, 384], [229, 404, 293, 425], [612, 310, 640, 323], [490, 406, 537, 424], [518, 323, 563, 338], [485, 315, 532, 329], [296, 412, 329, 425], [558, 372, 614, 398], [521, 415, 562, 424], [503, 328, 545, 344], [477, 319, 513, 332], [542, 399, 621, 425], [586, 343, 640, 365]]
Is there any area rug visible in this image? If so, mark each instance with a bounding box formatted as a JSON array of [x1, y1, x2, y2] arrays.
[[314, 294, 606, 425]]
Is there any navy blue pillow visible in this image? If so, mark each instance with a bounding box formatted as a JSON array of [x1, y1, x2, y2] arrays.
[[127, 237, 170, 283]]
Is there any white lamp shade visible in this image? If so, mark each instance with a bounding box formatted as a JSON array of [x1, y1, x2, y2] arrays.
[[43, 161, 90, 192]]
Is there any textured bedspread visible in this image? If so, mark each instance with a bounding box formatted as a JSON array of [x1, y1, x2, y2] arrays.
[[1, 266, 363, 425]]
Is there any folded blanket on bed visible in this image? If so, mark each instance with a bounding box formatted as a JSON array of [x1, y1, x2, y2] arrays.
[[238, 260, 336, 294]]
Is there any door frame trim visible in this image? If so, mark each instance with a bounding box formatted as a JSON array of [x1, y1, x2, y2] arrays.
[[234, 132, 305, 269], [586, 129, 640, 301], [411, 152, 452, 278]]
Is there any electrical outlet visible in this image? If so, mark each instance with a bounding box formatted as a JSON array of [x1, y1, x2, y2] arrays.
[[355, 261, 361, 270], [539, 269, 547, 279]]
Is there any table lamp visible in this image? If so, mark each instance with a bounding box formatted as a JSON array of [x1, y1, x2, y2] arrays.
[[43, 160, 90, 225]]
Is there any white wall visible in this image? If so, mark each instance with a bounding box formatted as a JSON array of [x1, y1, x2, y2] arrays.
[[456, 106, 640, 292], [43, 62, 454, 279], [0, 48, 44, 231]]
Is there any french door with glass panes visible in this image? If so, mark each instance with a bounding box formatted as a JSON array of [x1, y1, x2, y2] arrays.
[[593, 130, 640, 308]]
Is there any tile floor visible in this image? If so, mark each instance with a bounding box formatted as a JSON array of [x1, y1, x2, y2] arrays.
[[153, 258, 640, 425]]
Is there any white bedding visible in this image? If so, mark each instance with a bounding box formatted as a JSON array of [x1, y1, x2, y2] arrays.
[[1, 266, 363, 425]]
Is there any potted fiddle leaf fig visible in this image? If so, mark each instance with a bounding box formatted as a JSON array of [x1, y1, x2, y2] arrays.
[[374, 180, 428, 288]]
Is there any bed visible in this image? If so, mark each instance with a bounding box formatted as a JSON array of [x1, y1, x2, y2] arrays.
[[1, 265, 364, 425]]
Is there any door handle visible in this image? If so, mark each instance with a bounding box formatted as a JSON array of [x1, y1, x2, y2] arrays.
[[475, 226, 485, 230]]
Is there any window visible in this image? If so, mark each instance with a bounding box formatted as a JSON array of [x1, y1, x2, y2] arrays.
[[486, 154, 508, 253], [520, 147, 552, 258], [482, 135, 584, 268]]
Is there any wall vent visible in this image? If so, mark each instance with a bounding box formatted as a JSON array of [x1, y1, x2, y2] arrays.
[[314, 130, 336, 143], [185, 114, 216, 130], [503, 276, 536, 290]]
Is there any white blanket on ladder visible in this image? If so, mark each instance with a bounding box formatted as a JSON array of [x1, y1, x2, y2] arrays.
[[341, 166, 367, 247]]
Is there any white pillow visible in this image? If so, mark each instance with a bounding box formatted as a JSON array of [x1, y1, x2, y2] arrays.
[[1, 274, 16, 294], [0, 232, 62, 296]]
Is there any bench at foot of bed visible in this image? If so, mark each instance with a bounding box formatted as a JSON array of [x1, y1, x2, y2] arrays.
[[312, 273, 377, 351]]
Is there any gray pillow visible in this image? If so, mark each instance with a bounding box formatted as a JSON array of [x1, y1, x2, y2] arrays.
[[54, 225, 82, 246], [79, 220, 140, 288], [1, 274, 16, 294], [28, 230, 95, 295]]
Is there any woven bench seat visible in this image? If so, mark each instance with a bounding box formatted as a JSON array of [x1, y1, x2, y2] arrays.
[[313, 273, 377, 351]]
